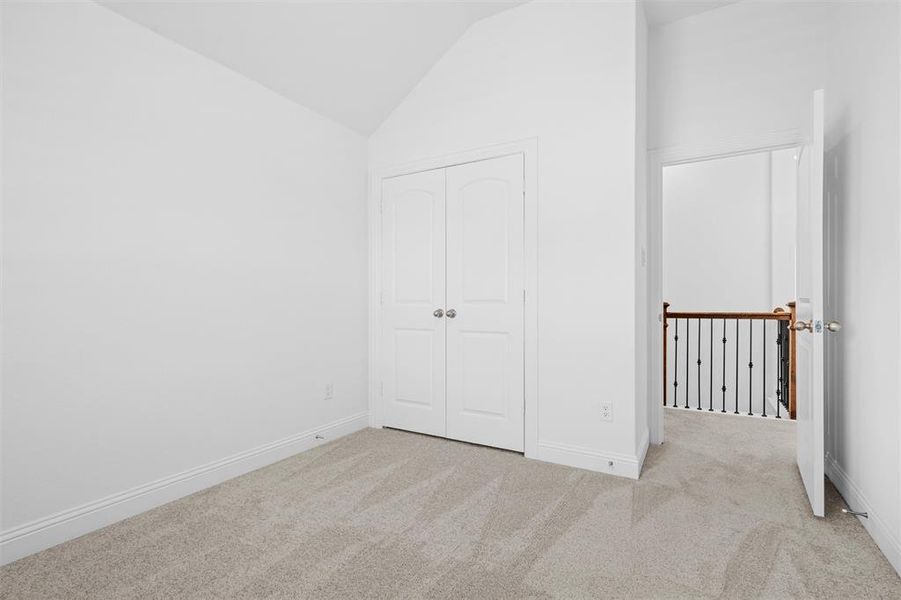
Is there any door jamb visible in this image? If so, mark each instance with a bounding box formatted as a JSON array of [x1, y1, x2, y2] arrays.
[[369, 138, 539, 458], [647, 130, 805, 446]]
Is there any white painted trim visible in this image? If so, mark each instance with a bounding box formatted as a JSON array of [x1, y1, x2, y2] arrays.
[[897, 6, 901, 578], [636, 426, 650, 476], [368, 138, 540, 459], [646, 129, 805, 447], [0, 412, 370, 566], [538, 433, 648, 480], [826, 454, 901, 577]]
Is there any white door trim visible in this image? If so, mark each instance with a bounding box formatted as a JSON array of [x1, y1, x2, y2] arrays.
[[647, 129, 805, 445], [369, 138, 539, 458]]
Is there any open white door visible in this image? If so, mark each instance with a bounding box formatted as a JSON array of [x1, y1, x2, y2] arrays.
[[795, 89, 827, 517]]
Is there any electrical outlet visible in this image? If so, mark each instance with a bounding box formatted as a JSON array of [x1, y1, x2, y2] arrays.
[[600, 402, 613, 422], [324, 383, 334, 400]]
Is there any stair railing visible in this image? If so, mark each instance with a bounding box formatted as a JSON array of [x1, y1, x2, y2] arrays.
[[663, 302, 797, 419]]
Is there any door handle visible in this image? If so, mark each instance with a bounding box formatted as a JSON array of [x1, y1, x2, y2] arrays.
[[791, 320, 812, 332], [433, 308, 444, 318], [446, 309, 457, 319], [825, 320, 842, 332]]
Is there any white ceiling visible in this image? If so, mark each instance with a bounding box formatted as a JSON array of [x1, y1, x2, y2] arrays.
[[101, 1, 523, 135], [101, 1, 739, 134], [643, 0, 742, 27]]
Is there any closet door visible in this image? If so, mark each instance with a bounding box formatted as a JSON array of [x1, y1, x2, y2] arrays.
[[445, 154, 525, 451], [381, 169, 446, 437]]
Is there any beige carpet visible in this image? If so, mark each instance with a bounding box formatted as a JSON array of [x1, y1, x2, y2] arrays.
[[2, 410, 899, 599]]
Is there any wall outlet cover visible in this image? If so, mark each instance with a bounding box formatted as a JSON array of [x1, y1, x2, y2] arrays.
[[600, 402, 613, 422]]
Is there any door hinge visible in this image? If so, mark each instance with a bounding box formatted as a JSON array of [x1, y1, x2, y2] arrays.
[[380, 382, 384, 398], [523, 289, 526, 303], [380, 291, 385, 306]]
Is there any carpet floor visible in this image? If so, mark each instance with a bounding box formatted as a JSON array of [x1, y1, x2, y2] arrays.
[[2, 409, 899, 599]]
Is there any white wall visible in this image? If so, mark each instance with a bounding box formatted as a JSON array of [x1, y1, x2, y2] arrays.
[[663, 149, 797, 312], [770, 147, 797, 308], [649, 1, 828, 150], [370, 2, 644, 473], [823, 0, 901, 575], [1, 0, 369, 563], [664, 152, 772, 312], [651, 0, 901, 574]]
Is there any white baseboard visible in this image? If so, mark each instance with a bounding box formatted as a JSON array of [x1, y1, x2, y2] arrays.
[[0, 411, 369, 566], [537, 435, 647, 480], [825, 454, 901, 577]]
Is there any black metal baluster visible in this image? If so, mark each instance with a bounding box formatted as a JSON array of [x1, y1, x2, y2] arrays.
[[721, 320, 727, 413], [684, 319, 690, 408], [784, 321, 790, 416], [708, 318, 713, 411], [776, 325, 782, 418], [776, 321, 784, 419], [696, 319, 702, 410], [672, 319, 679, 406], [747, 320, 754, 416], [734, 320, 740, 414], [761, 321, 767, 417]]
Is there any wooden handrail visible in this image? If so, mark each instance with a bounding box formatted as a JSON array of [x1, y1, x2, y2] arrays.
[[665, 310, 791, 320]]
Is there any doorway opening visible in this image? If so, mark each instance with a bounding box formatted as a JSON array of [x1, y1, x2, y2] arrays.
[[648, 92, 826, 518], [661, 148, 802, 420]]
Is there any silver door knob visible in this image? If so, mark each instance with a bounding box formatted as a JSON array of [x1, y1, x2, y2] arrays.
[[433, 308, 444, 318], [791, 320, 812, 332], [825, 320, 842, 332], [446, 309, 457, 319]]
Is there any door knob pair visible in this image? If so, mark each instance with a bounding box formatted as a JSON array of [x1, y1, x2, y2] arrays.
[[791, 320, 842, 333], [433, 308, 457, 319]]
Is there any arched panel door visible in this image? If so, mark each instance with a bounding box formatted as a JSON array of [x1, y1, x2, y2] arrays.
[[381, 169, 447, 437], [445, 154, 525, 451]]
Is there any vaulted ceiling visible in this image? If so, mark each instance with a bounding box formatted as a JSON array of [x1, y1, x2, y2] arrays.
[[100, 1, 524, 134], [101, 1, 741, 135]]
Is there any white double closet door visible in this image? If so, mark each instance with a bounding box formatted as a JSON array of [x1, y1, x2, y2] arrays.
[[381, 153, 525, 452]]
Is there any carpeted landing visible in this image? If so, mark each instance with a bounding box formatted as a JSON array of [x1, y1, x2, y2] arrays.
[[2, 409, 899, 599]]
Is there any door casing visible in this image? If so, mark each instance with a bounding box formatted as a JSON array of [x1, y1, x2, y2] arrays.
[[368, 139, 539, 458]]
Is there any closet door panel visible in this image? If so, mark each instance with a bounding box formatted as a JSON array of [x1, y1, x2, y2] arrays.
[[445, 154, 525, 451], [381, 169, 446, 437]]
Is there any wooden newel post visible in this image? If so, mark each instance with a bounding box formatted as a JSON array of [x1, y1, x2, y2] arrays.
[[663, 302, 670, 406], [787, 301, 797, 419]]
